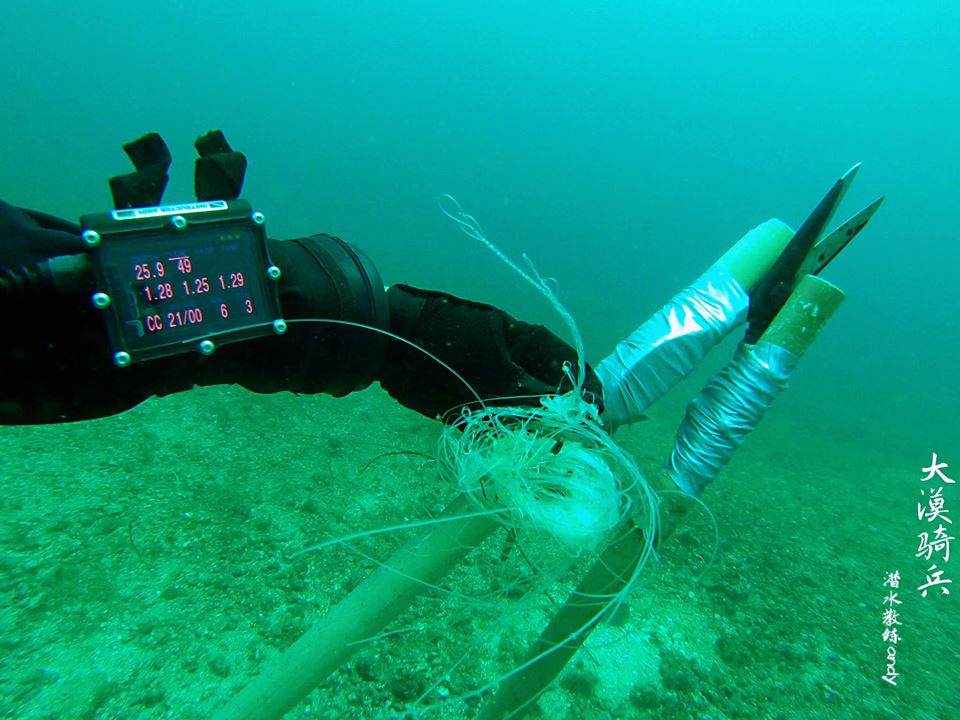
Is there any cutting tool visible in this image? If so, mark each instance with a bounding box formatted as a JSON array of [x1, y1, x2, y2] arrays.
[[745, 163, 884, 343]]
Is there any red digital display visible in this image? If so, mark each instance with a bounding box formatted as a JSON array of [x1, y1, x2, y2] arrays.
[[86, 202, 282, 363]]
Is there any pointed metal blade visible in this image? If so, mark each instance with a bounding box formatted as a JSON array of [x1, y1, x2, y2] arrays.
[[800, 196, 885, 277]]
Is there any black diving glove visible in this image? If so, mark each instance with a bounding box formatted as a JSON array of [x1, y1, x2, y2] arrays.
[[379, 283, 604, 420], [0, 199, 88, 294]]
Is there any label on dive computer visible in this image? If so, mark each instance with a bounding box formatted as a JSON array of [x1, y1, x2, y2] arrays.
[[111, 201, 229, 221]]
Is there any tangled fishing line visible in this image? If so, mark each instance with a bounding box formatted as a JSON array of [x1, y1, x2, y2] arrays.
[[435, 194, 658, 557]]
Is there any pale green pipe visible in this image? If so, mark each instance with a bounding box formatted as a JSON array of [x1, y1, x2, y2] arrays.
[[475, 522, 647, 720], [759, 274, 845, 356], [213, 494, 498, 720], [714, 218, 795, 292]]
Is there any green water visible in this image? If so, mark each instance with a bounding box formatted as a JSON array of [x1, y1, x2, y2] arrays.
[[1, 2, 957, 719]]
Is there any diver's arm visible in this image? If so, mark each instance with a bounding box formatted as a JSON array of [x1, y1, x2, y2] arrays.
[[0, 212, 389, 422], [0, 201, 597, 424]]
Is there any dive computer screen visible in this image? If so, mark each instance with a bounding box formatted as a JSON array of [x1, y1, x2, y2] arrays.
[[84, 200, 282, 364]]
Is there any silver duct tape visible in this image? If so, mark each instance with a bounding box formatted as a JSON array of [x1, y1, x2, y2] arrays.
[[666, 341, 800, 497], [596, 267, 750, 430]]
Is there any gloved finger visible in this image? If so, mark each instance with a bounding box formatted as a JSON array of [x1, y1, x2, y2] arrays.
[[0, 200, 85, 265]]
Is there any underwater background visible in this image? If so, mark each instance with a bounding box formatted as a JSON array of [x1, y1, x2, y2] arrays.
[[1, 1, 957, 719]]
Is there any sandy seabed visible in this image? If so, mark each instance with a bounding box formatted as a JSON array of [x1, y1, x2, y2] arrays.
[[1, 384, 956, 720]]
